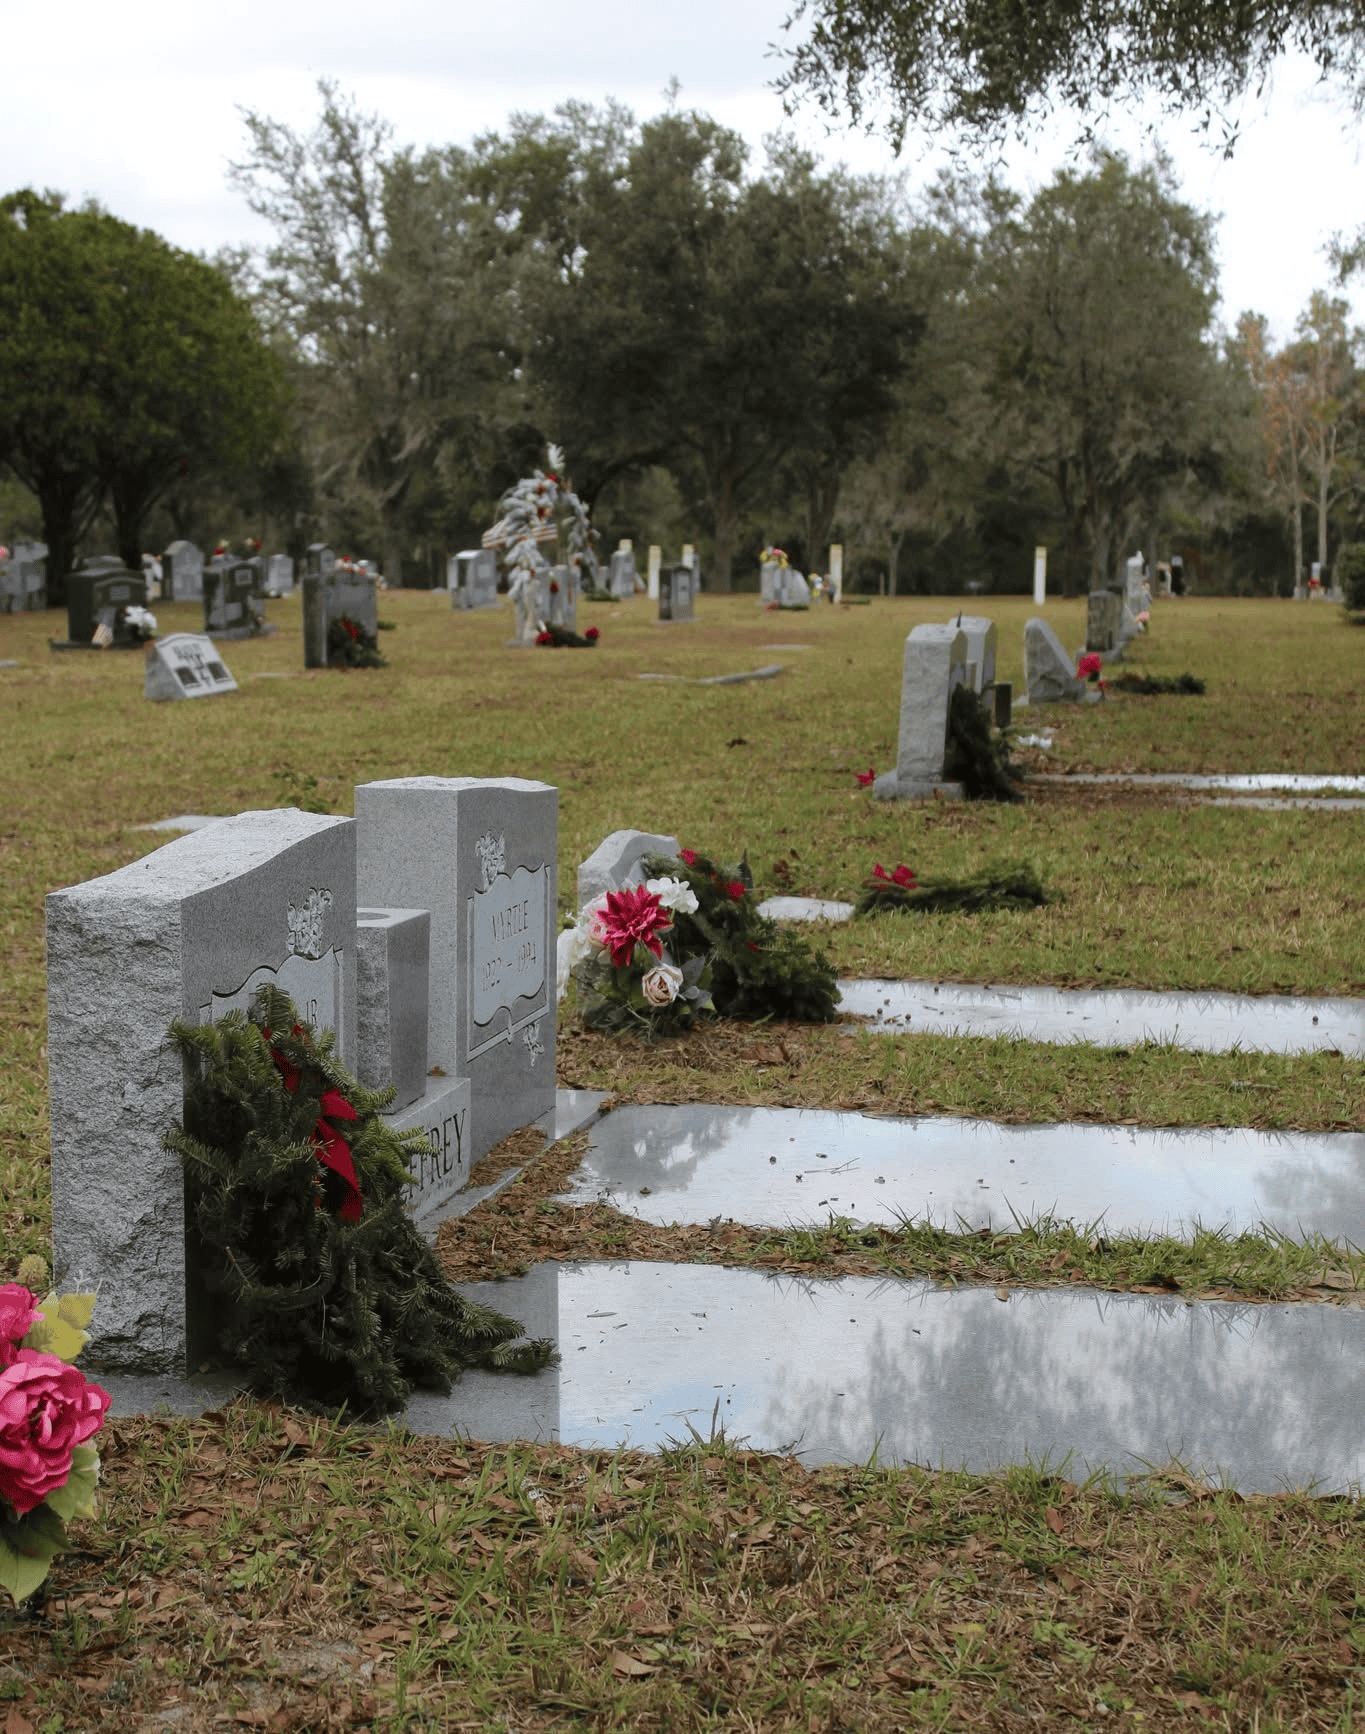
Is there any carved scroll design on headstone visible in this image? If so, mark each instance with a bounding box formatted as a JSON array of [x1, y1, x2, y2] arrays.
[[465, 862, 550, 1061]]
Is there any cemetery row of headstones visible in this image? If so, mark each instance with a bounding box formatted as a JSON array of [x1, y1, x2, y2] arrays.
[[0, 542, 48, 614], [872, 615, 1005, 801], [47, 776, 558, 1378]]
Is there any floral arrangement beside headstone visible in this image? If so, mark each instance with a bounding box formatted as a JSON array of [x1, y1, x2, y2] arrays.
[[535, 624, 599, 648], [761, 545, 789, 569], [1076, 652, 1104, 685], [856, 858, 1050, 916], [121, 604, 158, 643], [943, 682, 1021, 802], [488, 442, 603, 607], [326, 613, 386, 669], [0, 1271, 111, 1605], [559, 848, 840, 1035], [163, 986, 555, 1416]]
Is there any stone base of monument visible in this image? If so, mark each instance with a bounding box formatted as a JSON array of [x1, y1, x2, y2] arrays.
[[871, 772, 964, 803], [49, 639, 144, 652], [207, 623, 279, 642], [382, 1075, 474, 1235]]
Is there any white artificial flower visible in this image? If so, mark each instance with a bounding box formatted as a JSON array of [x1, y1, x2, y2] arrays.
[[646, 876, 699, 915], [641, 961, 684, 1007]]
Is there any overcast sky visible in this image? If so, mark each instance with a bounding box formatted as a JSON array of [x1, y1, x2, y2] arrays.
[[7, 0, 1364, 344]]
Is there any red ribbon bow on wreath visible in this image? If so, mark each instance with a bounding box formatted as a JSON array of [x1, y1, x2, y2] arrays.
[[264, 1026, 364, 1222]]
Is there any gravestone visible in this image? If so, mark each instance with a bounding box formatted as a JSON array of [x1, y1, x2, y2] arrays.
[[1, 542, 47, 612], [451, 549, 499, 611], [204, 560, 268, 639], [777, 570, 812, 608], [302, 567, 379, 668], [508, 569, 550, 644], [0, 557, 21, 615], [1024, 617, 1086, 703], [355, 776, 557, 1163], [760, 562, 781, 604], [548, 565, 577, 631], [647, 545, 661, 600], [144, 633, 238, 702], [1125, 553, 1146, 610], [658, 565, 696, 622], [609, 545, 639, 598], [952, 615, 997, 694], [47, 808, 358, 1374], [305, 544, 337, 579], [59, 563, 147, 648], [356, 908, 430, 1113], [164, 541, 204, 603], [577, 829, 680, 906], [872, 624, 967, 802], [265, 555, 295, 596], [1086, 590, 1124, 654], [829, 544, 843, 602]]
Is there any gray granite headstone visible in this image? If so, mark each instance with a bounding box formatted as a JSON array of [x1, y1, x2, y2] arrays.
[[452, 549, 499, 611], [1024, 617, 1086, 703], [46, 809, 358, 1375], [0, 560, 20, 615], [873, 624, 967, 801], [548, 565, 577, 631], [164, 541, 204, 603], [778, 570, 812, 608], [952, 615, 997, 692], [577, 829, 680, 907], [63, 564, 147, 647], [305, 544, 337, 579], [10, 542, 47, 611], [302, 570, 379, 667], [1117, 600, 1141, 652], [356, 908, 430, 1113], [144, 633, 238, 702], [355, 777, 558, 1162], [1086, 590, 1123, 654], [659, 566, 695, 622], [760, 562, 781, 603], [265, 555, 295, 596], [608, 549, 639, 598], [204, 561, 266, 640]]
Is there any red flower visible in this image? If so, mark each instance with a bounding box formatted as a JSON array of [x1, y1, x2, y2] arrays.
[[856, 767, 875, 786], [0, 1352, 110, 1515], [1077, 652, 1102, 681], [545, 473, 558, 483], [597, 885, 671, 968], [747, 941, 759, 951], [891, 864, 916, 888], [679, 848, 697, 866], [550, 581, 560, 594], [727, 881, 745, 901], [0, 1287, 41, 1367], [344, 619, 359, 641], [872, 863, 888, 880], [585, 626, 600, 641], [535, 631, 553, 645]]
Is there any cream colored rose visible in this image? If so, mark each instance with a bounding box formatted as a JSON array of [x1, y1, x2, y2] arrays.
[[641, 962, 684, 1006]]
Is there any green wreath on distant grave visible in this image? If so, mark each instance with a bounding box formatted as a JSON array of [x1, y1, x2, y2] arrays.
[[1107, 672, 1206, 695], [163, 985, 555, 1416], [326, 614, 387, 668], [943, 682, 1022, 802]]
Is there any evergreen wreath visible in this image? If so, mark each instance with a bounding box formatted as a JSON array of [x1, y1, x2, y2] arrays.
[[857, 860, 1051, 917], [640, 849, 840, 1023], [1108, 671, 1206, 695], [943, 682, 1021, 801], [163, 986, 555, 1416], [326, 614, 388, 668], [535, 623, 599, 647]]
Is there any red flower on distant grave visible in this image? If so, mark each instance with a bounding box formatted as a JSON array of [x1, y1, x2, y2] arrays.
[[343, 618, 359, 641], [546, 473, 558, 484], [550, 581, 560, 594], [891, 864, 916, 888], [585, 626, 600, 641], [679, 848, 697, 866], [727, 881, 746, 901], [597, 885, 671, 968], [1077, 652, 1102, 681], [856, 767, 875, 786], [535, 631, 553, 645]]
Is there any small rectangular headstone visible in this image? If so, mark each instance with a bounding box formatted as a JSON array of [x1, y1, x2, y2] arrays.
[[778, 570, 811, 608], [608, 548, 639, 598], [63, 565, 147, 647], [355, 777, 557, 1162], [145, 633, 238, 702], [451, 549, 499, 610], [164, 541, 204, 603], [658, 565, 696, 622], [647, 546, 661, 599], [356, 908, 430, 1113], [47, 809, 357, 1374], [265, 555, 295, 596], [952, 615, 997, 693]]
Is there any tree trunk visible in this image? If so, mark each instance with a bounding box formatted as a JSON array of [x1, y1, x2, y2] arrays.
[[37, 471, 103, 610], [709, 471, 737, 592], [1318, 467, 1329, 571], [382, 512, 404, 589], [888, 531, 903, 596]]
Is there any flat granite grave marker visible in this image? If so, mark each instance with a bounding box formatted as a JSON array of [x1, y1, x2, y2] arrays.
[[144, 633, 238, 702], [1024, 617, 1087, 704], [872, 624, 967, 802], [47, 809, 357, 1374], [355, 777, 557, 1162]]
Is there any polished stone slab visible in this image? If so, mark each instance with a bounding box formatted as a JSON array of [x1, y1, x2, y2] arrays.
[[414, 1262, 1365, 1491], [758, 896, 855, 923], [1030, 771, 1365, 794], [559, 1102, 1365, 1244], [837, 977, 1365, 1056], [101, 1260, 1365, 1491], [1180, 796, 1365, 812]]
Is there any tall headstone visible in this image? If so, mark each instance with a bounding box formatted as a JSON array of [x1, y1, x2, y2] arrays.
[[647, 545, 661, 600], [47, 809, 358, 1374], [1125, 552, 1146, 610], [354, 777, 558, 1163], [3, 542, 47, 612], [872, 625, 967, 802], [760, 562, 781, 604], [1024, 617, 1086, 704], [829, 544, 843, 602], [1033, 546, 1047, 605], [164, 541, 204, 603], [952, 615, 997, 693], [658, 565, 696, 622], [609, 545, 639, 598], [265, 555, 295, 597], [450, 549, 499, 611], [144, 634, 238, 702], [1086, 590, 1124, 654]]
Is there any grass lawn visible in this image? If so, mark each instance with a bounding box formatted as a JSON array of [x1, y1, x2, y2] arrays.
[[1, 589, 1363, 1729]]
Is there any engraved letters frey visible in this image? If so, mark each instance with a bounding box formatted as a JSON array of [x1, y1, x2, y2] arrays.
[[286, 888, 333, 959]]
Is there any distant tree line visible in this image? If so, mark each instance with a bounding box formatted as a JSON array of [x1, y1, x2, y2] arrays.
[[3, 83, 1364, 601]]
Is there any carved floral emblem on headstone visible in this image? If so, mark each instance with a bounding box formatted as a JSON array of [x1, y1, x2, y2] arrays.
[[522, 1019, 544, 1066], [286, 888, 333, 960], [474, 832, 506, 892]]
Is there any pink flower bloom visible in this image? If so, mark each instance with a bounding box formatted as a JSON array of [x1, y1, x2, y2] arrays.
[[0, 1351, 110, 1515], [891, 864, 916, 888], [727, 881, 745, 901], [585, 627, 600, 641], [679, 849, 697, 866], [1077, 653, 1102, 681], [855, 767, 875, 786], [598, 886, 671, 968], [0, 1287, 41, 1366], [872, 863, 888, 880]]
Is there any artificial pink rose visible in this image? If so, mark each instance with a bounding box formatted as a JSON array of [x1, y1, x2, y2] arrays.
[[0, 1286, 42, 1367], [641, 962, 683, 1007], [0, 1350, 111, 1515]]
